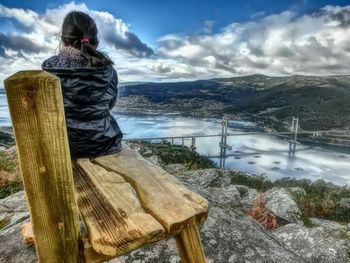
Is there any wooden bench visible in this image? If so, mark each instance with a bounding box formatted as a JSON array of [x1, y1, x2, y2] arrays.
[[4, 71, 208, 263]]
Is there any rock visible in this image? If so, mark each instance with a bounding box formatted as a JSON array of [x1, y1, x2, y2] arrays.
[[240, 188, 259, 211], [177, 168, 232, 188], [120, 200, 302, 263], [177, 169, 221, 188], [208, 185, 241, 207], [274, 223, 350, 263], [1, 168, 348, 263], [264, 188, 303, 225], [208, 170, 232, 188], [0, 218, 37, 263], [0, 191, 29, 230], [310, 218, 348, 232], [163, 163, 188, 175], [234, 185, 250, 195]]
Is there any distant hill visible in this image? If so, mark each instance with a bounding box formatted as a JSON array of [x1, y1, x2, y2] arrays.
[[118, 74, 350, 130]]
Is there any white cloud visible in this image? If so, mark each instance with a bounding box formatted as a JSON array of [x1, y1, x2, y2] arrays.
[[1, 3, 350, 84], [157, 5, 350, 77], [0, 1, 154, 83]]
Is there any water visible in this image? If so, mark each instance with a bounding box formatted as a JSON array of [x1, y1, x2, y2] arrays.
[[0, 89, 10, 127], [1, 98, 350, 185], [115, 113, 350, 186]]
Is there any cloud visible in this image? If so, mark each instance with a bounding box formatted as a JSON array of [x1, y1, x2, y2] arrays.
[[250, 11, 266, 19], [0, 2, 153, 58], [0, 33, 47, 56], [157, 6, 350, 77], [1, 3, 350, 83]]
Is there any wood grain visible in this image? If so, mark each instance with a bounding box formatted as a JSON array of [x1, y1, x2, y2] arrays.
[[73, 160, 165, 256], [177, 225, 206, 263], [94, 143, 209, 234], [4, 71, 81, 262]]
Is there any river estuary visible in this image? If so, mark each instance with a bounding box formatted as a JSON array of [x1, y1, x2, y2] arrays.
[[1, 89, 350, 185]]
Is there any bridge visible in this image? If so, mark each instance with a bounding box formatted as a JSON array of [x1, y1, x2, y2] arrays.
[[123, 117, 350, 168], [2, 116, 349, 168]]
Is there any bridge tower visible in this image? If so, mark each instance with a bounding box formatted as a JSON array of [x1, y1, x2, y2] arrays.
[[219, 117, 232, 168], [190, 136, 196, 152], [290, 117, 299, 144]]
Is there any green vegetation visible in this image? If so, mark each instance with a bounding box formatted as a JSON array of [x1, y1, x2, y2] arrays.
[[0, 151, 18, 173], [135, 141, 217, 170], [0, 179, 23, 199], [0, 150, 23, 199]]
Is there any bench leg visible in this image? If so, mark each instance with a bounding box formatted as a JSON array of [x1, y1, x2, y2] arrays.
[[175, 225, 206, 263]]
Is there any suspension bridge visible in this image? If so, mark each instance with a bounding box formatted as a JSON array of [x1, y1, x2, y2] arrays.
[[2, 117, 350, 168], [123, 117, 350, 168]]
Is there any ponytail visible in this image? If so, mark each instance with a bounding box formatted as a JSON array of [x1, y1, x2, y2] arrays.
[[80, 38, 114, 67]]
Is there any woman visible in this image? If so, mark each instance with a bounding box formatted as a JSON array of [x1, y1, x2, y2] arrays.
[[42, 11, 123, 159]]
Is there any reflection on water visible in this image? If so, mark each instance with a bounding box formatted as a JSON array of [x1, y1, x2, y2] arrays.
[[116, 113, 350, 186], [1, 101, 349, 185], [0, 90, 11, 127]]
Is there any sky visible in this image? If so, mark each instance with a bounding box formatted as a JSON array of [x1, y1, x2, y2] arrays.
[[0, 0, 350, 83]]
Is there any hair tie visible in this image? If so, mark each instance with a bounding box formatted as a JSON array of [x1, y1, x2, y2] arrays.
[[81, 38, 90, 44]]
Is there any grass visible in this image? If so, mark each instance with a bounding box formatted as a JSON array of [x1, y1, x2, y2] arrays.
[[135, 140, 217, 170]]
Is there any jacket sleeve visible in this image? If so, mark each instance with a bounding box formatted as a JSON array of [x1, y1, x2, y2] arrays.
[[109, 68, 119, 110]]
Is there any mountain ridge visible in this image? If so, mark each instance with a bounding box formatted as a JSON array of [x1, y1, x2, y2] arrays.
[[117, 74, 350, 130]]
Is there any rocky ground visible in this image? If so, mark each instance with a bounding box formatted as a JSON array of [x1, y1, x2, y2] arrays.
[[1, 156, 349, 263]]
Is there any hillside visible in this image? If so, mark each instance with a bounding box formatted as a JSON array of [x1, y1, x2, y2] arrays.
[[117, 74, 350, 130]]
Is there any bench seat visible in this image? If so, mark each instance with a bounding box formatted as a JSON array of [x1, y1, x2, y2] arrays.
[[73, 143, 208, 260]]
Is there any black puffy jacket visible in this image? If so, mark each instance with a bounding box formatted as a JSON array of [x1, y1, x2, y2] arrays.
[[42, 65, 123, 159]]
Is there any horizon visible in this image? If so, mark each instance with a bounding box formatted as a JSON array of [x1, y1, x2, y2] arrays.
[[1, 72, 350, 87], [1, 1, 350, 83]]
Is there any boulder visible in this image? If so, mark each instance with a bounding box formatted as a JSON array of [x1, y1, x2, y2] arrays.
[[177, 169, 221, 188], [0, 218, 37, 263], [208, 185, 241, 207], [240, 188, 259, 211], [274, 223, 350, 263], [234, 185, 250, 195], [264, 188, 303, 225], [0, 191, 29, 230], [163, 163, 188, 176], [1, 168, 349, 263], [119, 185, 303, 263]]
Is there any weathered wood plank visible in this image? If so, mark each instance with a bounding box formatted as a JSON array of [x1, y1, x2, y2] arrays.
[[94, 143, 209, 234], [177, 225, 206, 263], [81, 235, 114, 263], [73, 160, 165, 256], [4, 71, 81, 262]]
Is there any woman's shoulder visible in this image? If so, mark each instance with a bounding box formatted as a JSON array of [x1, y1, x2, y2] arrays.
[[42, 52, 88, 69], [41, 54, 61, 69]]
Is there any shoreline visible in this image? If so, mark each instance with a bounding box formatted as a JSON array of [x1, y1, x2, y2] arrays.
[[2, 110, 350, 150]]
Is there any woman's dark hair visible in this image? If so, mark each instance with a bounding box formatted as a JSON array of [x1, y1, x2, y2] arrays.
[[61, 11, 113, 66]]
